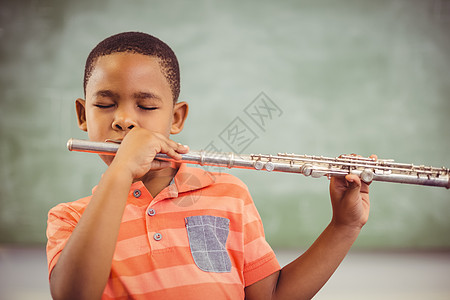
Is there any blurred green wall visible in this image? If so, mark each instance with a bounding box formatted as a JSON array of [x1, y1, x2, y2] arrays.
[[0, 0, 449, 248]]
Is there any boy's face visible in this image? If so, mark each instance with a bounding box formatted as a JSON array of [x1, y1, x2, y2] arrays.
[[76, 52, 187, 165]]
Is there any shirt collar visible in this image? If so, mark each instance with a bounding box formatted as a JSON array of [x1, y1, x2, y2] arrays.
[[145, 163, 216, 202], [173, 163, 216, 193]]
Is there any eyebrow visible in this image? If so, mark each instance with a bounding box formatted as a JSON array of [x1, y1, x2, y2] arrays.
[[94, 90, 163, 102], [94, 90, 120, 100], [133, 91, 163, 102]]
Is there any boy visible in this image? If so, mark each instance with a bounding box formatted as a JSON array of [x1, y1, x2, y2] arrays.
[[47, 32, 373, 299]]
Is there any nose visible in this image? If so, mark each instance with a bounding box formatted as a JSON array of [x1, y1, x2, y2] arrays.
[[112, 108, 138, 131]]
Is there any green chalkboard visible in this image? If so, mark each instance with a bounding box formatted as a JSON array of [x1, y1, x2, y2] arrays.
[[1, 0, 449, 248]]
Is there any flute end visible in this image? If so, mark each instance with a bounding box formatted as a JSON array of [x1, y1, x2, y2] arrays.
[[67, 138, 73, 151]]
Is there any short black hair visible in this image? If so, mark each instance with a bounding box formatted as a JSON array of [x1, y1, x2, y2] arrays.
[[84, 32, 180, 103]]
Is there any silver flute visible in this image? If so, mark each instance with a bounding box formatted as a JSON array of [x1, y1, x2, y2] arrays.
[[67, 138, 450, 189]]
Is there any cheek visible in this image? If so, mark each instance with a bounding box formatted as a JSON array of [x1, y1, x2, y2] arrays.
[[161, 116, 174, 136], [141, 112, 173, 134], [86, 112, 110, 135]]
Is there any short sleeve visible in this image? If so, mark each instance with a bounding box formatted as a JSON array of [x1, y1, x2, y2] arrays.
[[242, 193, 280, 286], [46, 202, 83, 279]]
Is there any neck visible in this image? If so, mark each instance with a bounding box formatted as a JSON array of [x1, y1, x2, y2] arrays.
[[136, 164, 179, 197]]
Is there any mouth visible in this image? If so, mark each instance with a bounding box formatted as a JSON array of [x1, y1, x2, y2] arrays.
[[105, 139, 122, 144]]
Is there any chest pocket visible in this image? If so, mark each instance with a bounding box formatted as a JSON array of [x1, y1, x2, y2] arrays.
[[185, 215, 232, 273]]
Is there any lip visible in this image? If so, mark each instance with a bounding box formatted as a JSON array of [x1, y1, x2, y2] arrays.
[[105, 139, 123, 144]]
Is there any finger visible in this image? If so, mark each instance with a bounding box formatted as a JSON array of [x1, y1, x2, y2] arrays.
[[346, 174, 361, 185], [153, 133, 189, 155], [176, 142, 189, 153], [344, 174, 362, 198], [329, 175, 350, 204], [157, 140, 187, 161], [360, 181, 370, 194], [330, 175, 349, 189], [150, 160, 172, 170], [165, 138, 184, 151]]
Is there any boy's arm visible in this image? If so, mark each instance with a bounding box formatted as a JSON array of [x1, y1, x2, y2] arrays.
[[245, 171, 372, 300], [49, 128, 187, 300], [49, 164, 133, 300]]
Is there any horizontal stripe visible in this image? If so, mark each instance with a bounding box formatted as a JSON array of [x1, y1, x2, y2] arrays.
[[110, 247, 245, 278], [57, 198, 89, 216], [121, 204, 148, 222], [48, 206, 82, 227], [145, 209, 241, 226], [114, 227, 244, 261], [243, 202, 264, 225], [114, 235, 150, 261], [164, 195, 246, 214], [126, 210, 244, 233], [104, 264, 243, 297], [244, 220, 266, 244], [102, 283, 244, 300], [149, 227, 244, 252], [117, 218, 147, 240], [244, 236, 275, 267], [129, 282, 243, 300]]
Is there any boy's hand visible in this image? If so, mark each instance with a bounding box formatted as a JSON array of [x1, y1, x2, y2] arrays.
[[329, 154, 377, 230], [110, 127, 189, 180]]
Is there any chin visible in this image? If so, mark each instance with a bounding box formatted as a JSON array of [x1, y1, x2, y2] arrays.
[[99, 154, 114, 166]]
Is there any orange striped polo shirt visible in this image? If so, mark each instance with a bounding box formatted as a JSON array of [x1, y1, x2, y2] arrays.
[[46, 164, 280, 299]]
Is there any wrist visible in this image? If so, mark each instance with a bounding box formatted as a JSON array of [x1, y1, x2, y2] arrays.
[[107, 160, 135, 183], [329, 219, 363, 240]]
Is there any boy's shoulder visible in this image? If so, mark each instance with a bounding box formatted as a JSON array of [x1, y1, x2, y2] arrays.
[[47, 194, 91, 226], [49, 194, 91, 212]]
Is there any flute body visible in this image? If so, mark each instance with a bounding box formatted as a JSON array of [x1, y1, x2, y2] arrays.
[[67, 139, 450, 189]]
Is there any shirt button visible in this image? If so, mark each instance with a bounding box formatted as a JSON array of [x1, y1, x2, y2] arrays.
[[133, 189, 141, 198], [147, 208, 156, 216], [153, 233, 162, 241]]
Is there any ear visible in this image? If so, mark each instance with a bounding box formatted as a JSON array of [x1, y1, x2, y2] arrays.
[[170, 101, 189, 134], [75, 98, 88, 132]]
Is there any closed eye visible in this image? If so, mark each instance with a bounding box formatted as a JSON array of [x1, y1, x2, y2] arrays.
[[94, 104, 115, 109], [138, 105, 158, 111]]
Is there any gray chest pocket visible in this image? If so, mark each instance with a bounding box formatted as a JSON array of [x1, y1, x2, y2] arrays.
[[185, 215, 232, 273]]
